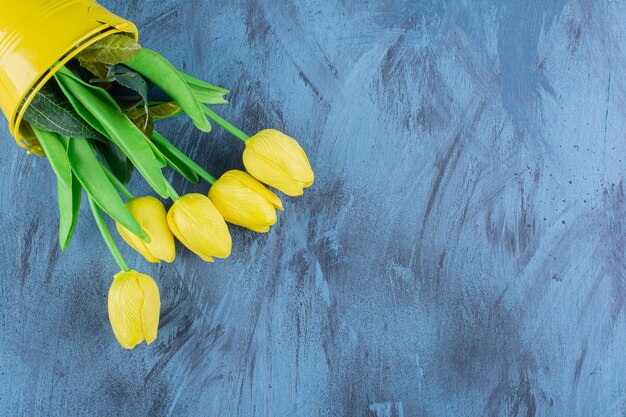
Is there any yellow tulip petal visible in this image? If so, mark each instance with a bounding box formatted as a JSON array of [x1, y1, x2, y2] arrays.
[[167, 194, 232, 262], [136, 274, 160, 345], [211, 188, 276, 232], [209, 170, 279, 232], [243, 129, 314, 196], [127, 197, 176, 263], [116, 223, 160, 263], [108, 271, 146, 349], [297, 147, 315, 188], [116, 197, 176, 263], [227, 170, 283, 210], [246, 129, 308, 181], [248, 130, 313, 182], [244, 147, 304, 196], [108, 270, 161, 349]]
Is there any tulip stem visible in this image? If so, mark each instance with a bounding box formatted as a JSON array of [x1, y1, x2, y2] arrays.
[[102, 163, 134, 200], [88, 197, 130, 272], [151, 132, 217, 185], [202, 107, 250, 142], [166, 182, 180, 200]]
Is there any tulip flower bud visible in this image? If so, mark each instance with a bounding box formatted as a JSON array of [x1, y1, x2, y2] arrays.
[[209, 170, 284, 233], [108, 270, 160, 350], [116, 196, 176, 263], [167, 194, 232, 262], [243, 129, 314, 196]]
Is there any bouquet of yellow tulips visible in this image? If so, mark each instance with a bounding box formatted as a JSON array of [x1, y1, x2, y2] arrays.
[[0, 1, 314, 349]]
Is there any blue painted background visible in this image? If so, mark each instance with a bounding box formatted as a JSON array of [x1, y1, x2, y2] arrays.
[[1, 0, 625, 415]]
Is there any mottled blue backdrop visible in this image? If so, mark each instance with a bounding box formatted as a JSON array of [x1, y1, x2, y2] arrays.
[[1, 0, 625, 416]]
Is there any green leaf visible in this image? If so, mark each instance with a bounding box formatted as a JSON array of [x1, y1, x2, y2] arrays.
[[123, 110, 167, 168], [125, 111, 166, 167], [129, 111, 155, 139], [119, 99, 144, 112], [178, 72, 229, 104], [144, 137, 168, 168], [55, 67, 170, 198], [78, 34, 142, 66], [32, 132, 82, 251], [23, 82, 102, 139], [58, 171, 82, 251], [107, 65, 150, 117], [151, 132, 200, 184], [150, 102, 183, 119], [107, 65, 149, 96], [125, 102, 182, 120], [150, 101, 183, 119], [93, 140, 134, 184], [31, 127, 72, 190], [77, 56, 108, 79], [123, 106, 146, 120], [187, 84, 229, 105], [55, 80, 108, 138], [123, 49, 212, 132], [67, 137, 147, 240], [178, 71, 229, 94]]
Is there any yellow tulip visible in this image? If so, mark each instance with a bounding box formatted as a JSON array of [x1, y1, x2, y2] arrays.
[[108, 270, 160, 350], [116, 196, 175, 263], [243, 129, 314, 196], [209, 170, 284, 233], [167, 193, 232, 262]]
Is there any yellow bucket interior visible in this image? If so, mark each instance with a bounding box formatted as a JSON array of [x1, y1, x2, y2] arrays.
[[0, 0, 138, 150]]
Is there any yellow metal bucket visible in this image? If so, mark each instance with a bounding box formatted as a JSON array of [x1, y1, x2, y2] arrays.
[[0, 0, 137, 149]]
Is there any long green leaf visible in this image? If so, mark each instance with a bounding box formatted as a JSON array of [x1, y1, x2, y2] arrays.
[[143, 136, 167, 168], [35, 133, 82, 251], [163, 154, 199, 183], [93, 140, 134, 184], [67, 137, 147, 241], [24, 82, 102, 139], [188, 84, 229, 105], [177, 72, 229, 104], [123, 49, 211, 132], [178, 72, 229, 93], [58, 172, 82, 251], [56, 80, 108, 137], [151, 132, 202, 184], [31, 127, 72, 190], [55, 67, 169, 198]]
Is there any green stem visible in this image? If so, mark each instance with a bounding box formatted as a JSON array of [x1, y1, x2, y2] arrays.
[[152, 132, 217, 184], [202, 107, 250, 142], [101, 163, 134, 200], [88, 196, 129, 272], [166, 182, 180, 200]]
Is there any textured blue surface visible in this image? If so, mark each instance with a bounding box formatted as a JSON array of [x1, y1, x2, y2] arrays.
[[1, 0, 626, 416]]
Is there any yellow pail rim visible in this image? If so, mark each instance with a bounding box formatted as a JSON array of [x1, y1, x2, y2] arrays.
[[0, 0, 138, 148]]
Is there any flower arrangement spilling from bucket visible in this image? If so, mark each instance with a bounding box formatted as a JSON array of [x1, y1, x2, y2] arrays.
[[0, 1, 314, 349]]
